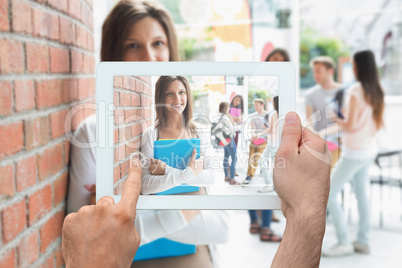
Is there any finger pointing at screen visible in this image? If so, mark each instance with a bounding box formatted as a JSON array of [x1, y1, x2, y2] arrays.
[[62, 158, 142, 268]]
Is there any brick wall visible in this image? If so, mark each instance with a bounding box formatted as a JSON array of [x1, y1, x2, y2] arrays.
[[0, 0, 95, 267], [113, 76, 152, 195]]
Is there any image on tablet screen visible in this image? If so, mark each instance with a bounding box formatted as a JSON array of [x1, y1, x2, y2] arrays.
[[112, 75, 280, 196]]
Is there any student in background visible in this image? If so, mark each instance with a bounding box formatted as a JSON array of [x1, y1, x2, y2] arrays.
[[305, 56, 342, 168], [139, 76, 229, 267], [228, 94, 244, 177], [246, 97, 281, 242], [216, 102, 240, 185], [323, 50, 385, 257], [242, 98, 268, 185], [259, 96, 279, 193]]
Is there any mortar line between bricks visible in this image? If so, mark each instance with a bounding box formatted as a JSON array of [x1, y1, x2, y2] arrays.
[[0, 131, 69, 166], [0, 73, 95, 81], [0, 204, 65, 256], [80, 0, 93, 13], [0, 97, 95, 125], [0, 31, 95, 55], [26, 0, 94, 34], [31, 237, 62, 268], [0, 167, 68, 211]]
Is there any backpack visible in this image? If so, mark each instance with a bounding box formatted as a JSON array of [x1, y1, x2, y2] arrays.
[[211, 114, 234, 148]]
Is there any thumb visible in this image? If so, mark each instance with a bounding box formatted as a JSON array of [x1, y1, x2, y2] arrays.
[[189, 148, 196, 163], [278, 112, 302, 156]]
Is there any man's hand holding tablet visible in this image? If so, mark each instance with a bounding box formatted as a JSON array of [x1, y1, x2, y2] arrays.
[[62, 112, 331, 267], [62, 159, 142, 268]]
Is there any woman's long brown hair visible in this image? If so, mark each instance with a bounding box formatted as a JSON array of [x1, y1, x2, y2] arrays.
[[353, 50, 385, 129], [101, 0, 180, 61], [154, 76, 196, 134]]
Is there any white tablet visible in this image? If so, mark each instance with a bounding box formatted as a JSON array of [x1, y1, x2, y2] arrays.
[[96, 62, 296, 209]]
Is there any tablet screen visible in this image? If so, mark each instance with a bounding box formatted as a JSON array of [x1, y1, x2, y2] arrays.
[[112, 75, 280, 196]]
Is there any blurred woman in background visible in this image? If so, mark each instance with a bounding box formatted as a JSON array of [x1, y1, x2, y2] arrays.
[[323, 50, 385, 257]]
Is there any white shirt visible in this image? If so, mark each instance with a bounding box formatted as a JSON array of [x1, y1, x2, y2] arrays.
[[140, 125, 218, 195], [67, 115, 229, 251]]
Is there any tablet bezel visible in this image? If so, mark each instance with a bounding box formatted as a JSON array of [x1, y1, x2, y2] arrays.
[[96, 62, 296, 209]]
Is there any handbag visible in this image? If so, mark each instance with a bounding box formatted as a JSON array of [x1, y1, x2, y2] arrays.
[[211, 114, 234, 148]]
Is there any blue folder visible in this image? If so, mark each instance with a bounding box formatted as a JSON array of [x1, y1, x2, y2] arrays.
[[154, 138, 201, 195], [133, 238, 196, 261], [132, 139, 201, 262]]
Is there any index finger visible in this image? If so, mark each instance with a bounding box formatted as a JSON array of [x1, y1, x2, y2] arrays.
[[119, 157, 142, 215]]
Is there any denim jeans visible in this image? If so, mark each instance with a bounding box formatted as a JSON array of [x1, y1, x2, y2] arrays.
[[327, 156, 375, 245], [223, 140, 237, 179], [261, 145, 277, 185], [248, 210, 272, 228]]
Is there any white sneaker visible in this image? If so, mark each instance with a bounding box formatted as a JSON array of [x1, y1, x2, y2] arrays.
[[322, 243, 354, 257], [353, 241, 370, 254], [258, 185, 274, 193]]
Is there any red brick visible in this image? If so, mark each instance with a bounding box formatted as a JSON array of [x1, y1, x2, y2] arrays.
[[32, 8, 60, 40], [78, 77, 95, 101], [114, 129, 119, 145], [113, 91, 119, 107], [0, 249, 16, 268], [0, 39, 24, 74], [16, 155, 37, 192], [2, 199, 26, 243], [62, 78, 79, 103], [14, 80, 35, 112], [0, 81, 12, 115], [120, 92, 131, 106], [11, 0, 32, 34], [36, 79, 62, 109], [121, 160, 129, 178], [0, 0, 9, 31], [28, 184, 52, 225], [86, 31, 94, 52], [71, 50, 82, 73], [50, 47, 70, 73], [50, 109, 69, 139], [0, 122, 23, 159], [0, 165, 14, 197], [76, 25, 86, 49], [64, 140, 70, 165], [81, 4, 93, 31], [132, 94, 141, 106], [68, 0, 81, 20], [47, 0, 67, 13], [113, 76, 123, 88], [24, 117, 49, 151], [113, 165, 120, 183], [83, 53, 94, 73], [17, 230, 39, 266], [40, 210, 64, 253], [38, 143, 63, 180], [54, 171, 67, 206], [26, 43, 49, 73], [115, 109, 124, 125], [59, 17, 75, 45], [116, 144, 125, 162]]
